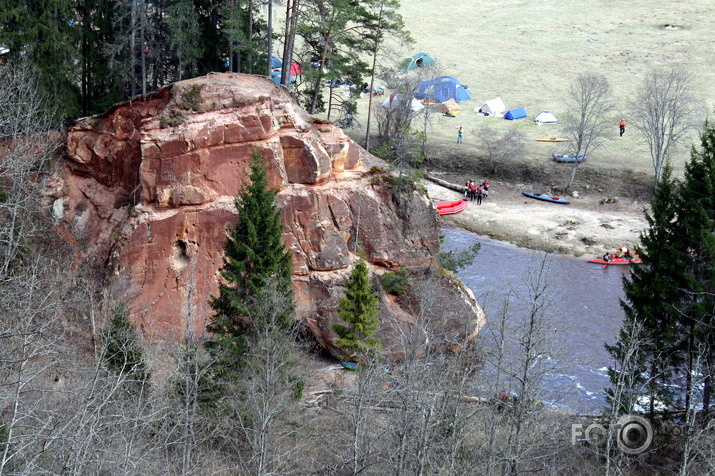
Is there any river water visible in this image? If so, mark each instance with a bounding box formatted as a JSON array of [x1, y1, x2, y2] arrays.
[[441, 226, 631, 414]]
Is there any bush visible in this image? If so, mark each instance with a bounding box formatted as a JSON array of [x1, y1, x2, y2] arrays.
[[380, 268, 410, 295], [438, 242, 481, 273]]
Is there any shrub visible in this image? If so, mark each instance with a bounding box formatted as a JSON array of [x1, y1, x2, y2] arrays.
[[380, 268, 410, 295], [180, 84, 204, 111]]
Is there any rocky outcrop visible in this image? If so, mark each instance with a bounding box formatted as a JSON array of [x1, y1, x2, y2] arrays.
[[49, 73, 484, 356]]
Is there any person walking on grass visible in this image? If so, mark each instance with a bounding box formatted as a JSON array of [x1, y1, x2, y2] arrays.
[[476, 186, 483, 205], [457, 126, 463, 144], [619, 118, 627, 137]]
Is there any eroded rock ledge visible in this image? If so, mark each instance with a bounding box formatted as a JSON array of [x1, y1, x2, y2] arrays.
[[47, 73, 484, 358]]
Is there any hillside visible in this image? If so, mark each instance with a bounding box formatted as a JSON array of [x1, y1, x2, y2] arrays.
[[349, 0, 714, 179]]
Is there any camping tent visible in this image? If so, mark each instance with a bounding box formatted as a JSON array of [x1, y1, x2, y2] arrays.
[[289, 62, 303, 76], [438, 99, 460, 114], [479, 97, 507, 116], [269, 56, 282, 69], [271, 71, 296, 84], [381, 93, 424, 113], [401, 52, 436, 70], [270, 61, 302, 84], [413, 76, 472, 103], [534, 111, 558, 124], [504, 107, 527, 120]]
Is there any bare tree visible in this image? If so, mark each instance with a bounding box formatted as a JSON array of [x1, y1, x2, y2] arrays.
[[471, 252, 570, 475], [629, 68, 697, 184], [562, 73, 613, 190], [0, 59, 68, 475], [474, 126, 525, 175], [231, 280, 304, 476], [372, 59, 440, 172]]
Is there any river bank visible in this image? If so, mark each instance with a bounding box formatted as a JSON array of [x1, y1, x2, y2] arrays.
[[423, 175, 649, 258]]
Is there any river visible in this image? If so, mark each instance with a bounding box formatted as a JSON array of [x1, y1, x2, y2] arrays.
[[441, 226, 631, 414]]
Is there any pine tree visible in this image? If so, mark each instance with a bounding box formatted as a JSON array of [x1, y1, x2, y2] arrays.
[[0, 0, 80, 118], [333, 258, 381, 359], [607, 164, 683, 414], [167, 0, 202, 81], [102, 302, 151, 383], [607, 124, 715, 416], [206, 150, 294, 374], [674, 124, 715, 412]]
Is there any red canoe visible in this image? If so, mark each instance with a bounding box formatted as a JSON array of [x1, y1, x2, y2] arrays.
[[587, 257, 642, 265], [435, 199, 469, 215]]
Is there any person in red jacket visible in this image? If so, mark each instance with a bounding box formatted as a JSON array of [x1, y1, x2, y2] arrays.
[[481, 180, 490, 198], [467, 181, 477, 201]]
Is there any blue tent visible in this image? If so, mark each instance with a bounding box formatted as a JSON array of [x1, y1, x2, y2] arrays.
[[268, 56, 282, 69], [413, 76, 472, 103], [271, 71, 296, 84], [504, 107, 527, 120], [401, 52, 436, 70]]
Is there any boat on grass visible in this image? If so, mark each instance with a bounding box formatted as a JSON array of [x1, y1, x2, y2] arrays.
[[435, 199, 469, 215], [535, 137, 569, 142], [521, 192, 570, 204], [340, 362, 358, 370], [552, 152, 587, 163]]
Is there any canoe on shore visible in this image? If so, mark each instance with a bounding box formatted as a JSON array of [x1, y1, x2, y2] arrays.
[[522, 192, 570, 204], [552, 152, 587, 163], [435, 199, 469, 215], [535, 137, 570, 142]]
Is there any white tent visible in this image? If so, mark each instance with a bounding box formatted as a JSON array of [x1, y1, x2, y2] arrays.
[[380, 93, 424, 112], [534, 111, 558, 124], [478, 97, 507, 117]]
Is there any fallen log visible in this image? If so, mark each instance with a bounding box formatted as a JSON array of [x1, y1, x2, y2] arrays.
[[424, 172, 466, 193]]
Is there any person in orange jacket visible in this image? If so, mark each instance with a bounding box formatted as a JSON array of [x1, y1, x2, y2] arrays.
[[619, 119, 627, 137]]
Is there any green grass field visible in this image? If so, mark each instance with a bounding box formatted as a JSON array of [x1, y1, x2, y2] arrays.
[[348, 0, 715, 179]]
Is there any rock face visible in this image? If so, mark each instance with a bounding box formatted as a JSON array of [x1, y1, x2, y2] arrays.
[[50, 73, 484, 356]]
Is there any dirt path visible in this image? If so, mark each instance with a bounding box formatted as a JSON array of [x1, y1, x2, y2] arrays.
[[423, 176, 648, 258]]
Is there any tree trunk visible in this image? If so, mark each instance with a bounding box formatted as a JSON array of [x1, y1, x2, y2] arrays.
[[130, 0, 137, 96], [267, 0, 273, 76], [248, 0, 254, 73], [309, 31, 332, 114], [140, 1, 146, 96], [364, 19, 381, 151], [281, 0, 300, 86]]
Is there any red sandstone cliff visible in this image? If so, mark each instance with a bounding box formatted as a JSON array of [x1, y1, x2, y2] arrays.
[[46, 73, 484, 357]]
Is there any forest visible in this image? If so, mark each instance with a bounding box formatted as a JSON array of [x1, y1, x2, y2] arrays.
[[0, 0, 407, 121]]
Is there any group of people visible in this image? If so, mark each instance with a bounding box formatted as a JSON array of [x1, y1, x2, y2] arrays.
[[464, 180, 489, 205], [602, 246, 633, 261]]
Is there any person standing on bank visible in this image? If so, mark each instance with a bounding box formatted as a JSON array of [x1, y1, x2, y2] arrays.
[[481, 180, 489, 198], [619, 118, 627, 137], [457, 127, 463, 144]]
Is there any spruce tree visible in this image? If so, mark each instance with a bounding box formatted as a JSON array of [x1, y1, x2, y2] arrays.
[[207, 150, 294, 375], [608, 124, 715, 415], [0, 0, 80, 118], [606, 164, 683, 414], [674, 124, 715, 412], [102, 302, 151, 384], [333, 258, 381, 359]]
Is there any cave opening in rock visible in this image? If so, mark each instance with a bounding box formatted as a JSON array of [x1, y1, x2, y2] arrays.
[[173, 240, 190, 270]]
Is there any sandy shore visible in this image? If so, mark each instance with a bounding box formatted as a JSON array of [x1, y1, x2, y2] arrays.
[[423, 177, 648, 258]]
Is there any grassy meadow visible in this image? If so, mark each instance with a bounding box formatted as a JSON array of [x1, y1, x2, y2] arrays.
[[349, 0, 715, 179]]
